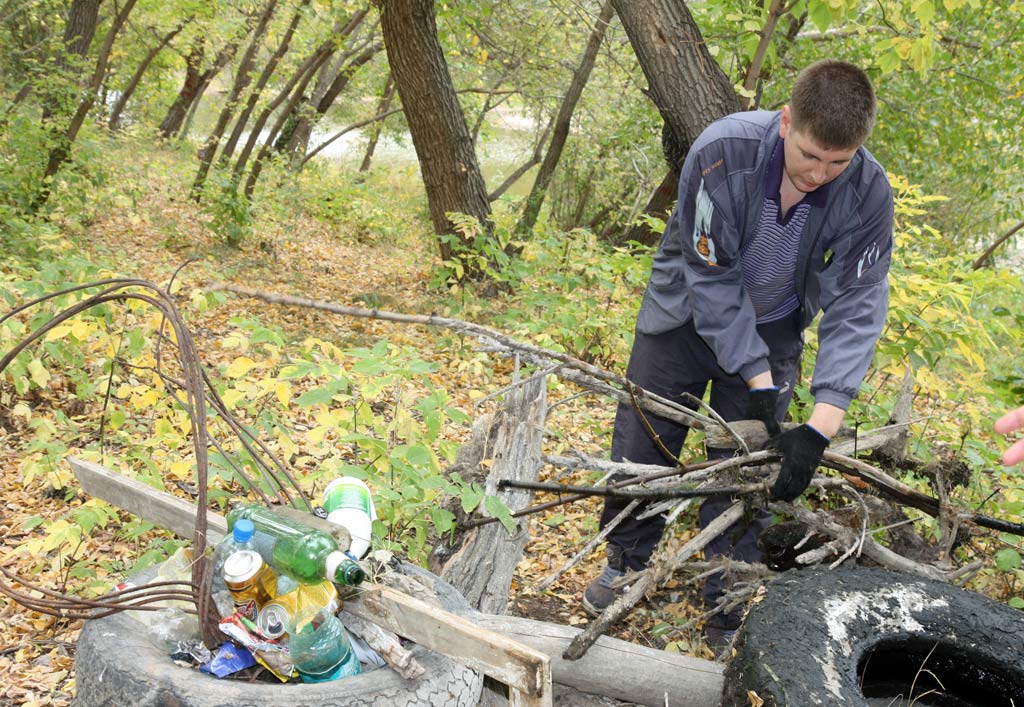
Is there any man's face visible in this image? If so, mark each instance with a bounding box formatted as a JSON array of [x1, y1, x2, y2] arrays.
[[779, 105, 859, 193]]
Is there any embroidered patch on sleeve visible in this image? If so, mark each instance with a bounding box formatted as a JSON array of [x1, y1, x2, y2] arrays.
[[692, 179, 717, 266]]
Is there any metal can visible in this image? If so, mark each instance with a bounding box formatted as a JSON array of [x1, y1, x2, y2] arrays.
[[222, 549, 276, 622], [256, 603, 290, 640], [255, 580, 339, 639]]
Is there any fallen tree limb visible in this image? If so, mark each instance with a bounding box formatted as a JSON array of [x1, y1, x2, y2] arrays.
[[211, 282, 718, 433], [563, 501, 746, 661]]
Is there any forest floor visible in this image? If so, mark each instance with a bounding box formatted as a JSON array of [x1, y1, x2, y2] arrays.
[[0, 169, 715, 706]]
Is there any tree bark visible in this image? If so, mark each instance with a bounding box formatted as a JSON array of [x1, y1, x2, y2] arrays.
[[191, 0, 280, 200], [516, 1, 614, 238], [108, 20, 187, 131], [607, 0, 741, 245], [233, 38, 337, 181], [378, 0, 493, 271], [219, 0, 311, 166], [276, 10, 372, 162], [37, 0, 137, 207], [358, 69, 396, 172]]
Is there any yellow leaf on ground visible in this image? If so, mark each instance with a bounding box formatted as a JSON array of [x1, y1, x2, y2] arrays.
[[226, 356, 257, 378], [747, 690, 765, 706], [275, 381, 291, 407]]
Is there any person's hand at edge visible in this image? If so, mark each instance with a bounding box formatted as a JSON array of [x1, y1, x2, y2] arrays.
[[995, 405, 1024, 466], [768, 423, 829, 501], [745, 386, 781, 437]]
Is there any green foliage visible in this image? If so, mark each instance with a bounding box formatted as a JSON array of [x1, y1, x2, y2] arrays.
[[441, 210, 650, 368], [201, 172, 254, 247]]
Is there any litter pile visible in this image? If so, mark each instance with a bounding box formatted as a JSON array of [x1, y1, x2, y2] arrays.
[[131, 476, 381, 683]]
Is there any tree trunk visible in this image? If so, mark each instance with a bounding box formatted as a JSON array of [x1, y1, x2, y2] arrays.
[[607, 0, 741, 244], [159, 40, 205, 137], [358, 69, 396, 172], [159, 35, 243, 139], [740, 0, 788, 108], [108, 21, 187, 131], [37, 0, 137, 207], [378, 0, 493, 272], [282, 34, 381, 165], [191, 0, 280, 200], [219, 0, 311, 166], [45, 0, 102, 119], [232, 38, 337, 180], [242, 50, 329, 197], [516, 1, 614, 238], [276, 9, 371, 161], [38, 0, 101, 153]]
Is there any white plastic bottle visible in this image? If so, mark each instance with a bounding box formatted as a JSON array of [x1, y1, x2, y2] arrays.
[[322, 476, 376, 559]]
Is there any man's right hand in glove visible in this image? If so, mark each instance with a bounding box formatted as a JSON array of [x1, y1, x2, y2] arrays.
[[768, 423, 829, 501], [745, 386, 781, 438]]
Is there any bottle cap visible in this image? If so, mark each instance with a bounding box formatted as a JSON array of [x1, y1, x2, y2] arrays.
[[233, 518, 255, 543]]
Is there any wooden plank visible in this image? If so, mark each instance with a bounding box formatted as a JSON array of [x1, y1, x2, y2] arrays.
[[69, 457, 228, 543], [346, 583, 551, 702], [67, 456, 552, 705]]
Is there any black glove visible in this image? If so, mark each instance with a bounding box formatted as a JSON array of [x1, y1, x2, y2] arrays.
[[745, 387, 782, 437], [768, 424, 829, 501]]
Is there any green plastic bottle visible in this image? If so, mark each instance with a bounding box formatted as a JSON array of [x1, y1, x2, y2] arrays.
[[226, 504, 366, 587]]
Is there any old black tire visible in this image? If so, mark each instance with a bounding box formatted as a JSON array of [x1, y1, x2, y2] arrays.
[[721, 565, 1024, 707], [73, 563, 482, 707]]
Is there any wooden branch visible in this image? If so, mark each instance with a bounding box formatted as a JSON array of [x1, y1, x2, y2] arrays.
[[972, 217, 1024, 270], [213, 282, 717, 433], [537, 499, 639, 592], [563, 501, 746, 661], [498, 478, 758, 500], [339, 610, 425, 680]]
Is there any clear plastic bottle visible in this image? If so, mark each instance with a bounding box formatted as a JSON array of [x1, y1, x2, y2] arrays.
[[226, 504, 366, 586], [212, 518, 256, 589], [288, 608, 362, 683], [322, 476, 376, 559]]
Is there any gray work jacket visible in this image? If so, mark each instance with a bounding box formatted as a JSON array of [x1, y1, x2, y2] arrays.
[[637, 110, 894, 410]]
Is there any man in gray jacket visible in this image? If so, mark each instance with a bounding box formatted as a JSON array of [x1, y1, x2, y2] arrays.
[[583, 60, 894, 652]]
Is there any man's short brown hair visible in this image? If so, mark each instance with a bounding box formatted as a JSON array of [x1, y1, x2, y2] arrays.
[[789, 59, 876, 149]]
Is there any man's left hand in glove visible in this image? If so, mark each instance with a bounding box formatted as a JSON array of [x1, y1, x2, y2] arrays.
[[768, 423, 829, 501]]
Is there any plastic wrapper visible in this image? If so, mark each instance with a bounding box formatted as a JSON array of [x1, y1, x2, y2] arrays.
[[170, 639, 213, 667], [218, 613, 296, 681], [200, 642, 257, 677]]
